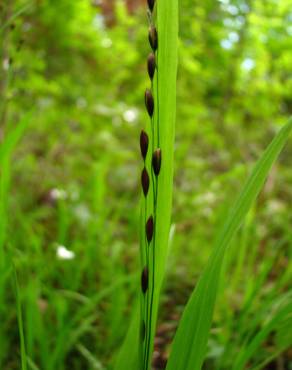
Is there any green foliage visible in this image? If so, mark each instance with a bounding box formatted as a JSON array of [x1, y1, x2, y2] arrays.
[[0, 116, 28, 368], [166, 118, 292, 370], [0, 0, 291, 369]]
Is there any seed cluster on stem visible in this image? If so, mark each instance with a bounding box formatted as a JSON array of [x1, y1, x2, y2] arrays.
[[139, 0, 162, 369]]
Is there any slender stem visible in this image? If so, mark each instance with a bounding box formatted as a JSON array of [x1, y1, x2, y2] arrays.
[[146, 178, 158, 369], [157, 51, 160, 147]]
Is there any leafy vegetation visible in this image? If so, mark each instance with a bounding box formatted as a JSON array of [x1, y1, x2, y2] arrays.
[[0, 0, 291, 369]]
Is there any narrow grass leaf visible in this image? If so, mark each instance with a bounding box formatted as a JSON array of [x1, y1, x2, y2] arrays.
[[166, 118, 292, 370], [0, 115, 29, 369], [12, 263, 27, 370], [0, 2, 34, 32], [113, 302, 140, 370], [76, 343, 104, 370], [0, 115, 29, 256], [232, 294, 292, 370]]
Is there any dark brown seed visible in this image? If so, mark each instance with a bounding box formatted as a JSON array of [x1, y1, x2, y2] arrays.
[[145, 89, 154, 117], [147, 0, 155, 12], [141, 320, 146, 341], [140, 130, 149, 160], [147, 53, 156, 80], [141, 168, 150, 196], [141, 267, 149, 293], [146, 216, 154, 243], [152, 148, 162, 176], [148, 26, 158, 51]]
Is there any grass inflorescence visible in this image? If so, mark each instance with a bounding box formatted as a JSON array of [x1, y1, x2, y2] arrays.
[[1, 2, 291, 370], [139, 1, 162, 368]]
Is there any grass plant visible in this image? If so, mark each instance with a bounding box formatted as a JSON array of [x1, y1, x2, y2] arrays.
[[0, 1, 291, 369], [115, 1, 292, 369]]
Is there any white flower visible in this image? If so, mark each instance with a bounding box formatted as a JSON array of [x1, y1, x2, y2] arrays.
[[56, 245, 75, 260]]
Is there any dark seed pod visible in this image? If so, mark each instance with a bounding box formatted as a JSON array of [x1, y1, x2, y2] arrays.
[[140, 320, 146, 341], [147, 0, 155, 12], [152, 148, 162, 176], [146, 216, 154, 243], [148, 26, 158, 51], [141, 267, 149, 294], [147, 53, 156, 80], [140, 130, 149, 160], [141, 168, 150, 197], [145, 89, 154, 117]]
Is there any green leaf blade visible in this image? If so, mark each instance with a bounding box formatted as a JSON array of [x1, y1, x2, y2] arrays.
[[113, 302, 140, 370], [166, 118, 292, 370]]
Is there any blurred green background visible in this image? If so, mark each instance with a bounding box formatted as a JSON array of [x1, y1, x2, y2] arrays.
[[0, 0, 291, 369]]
